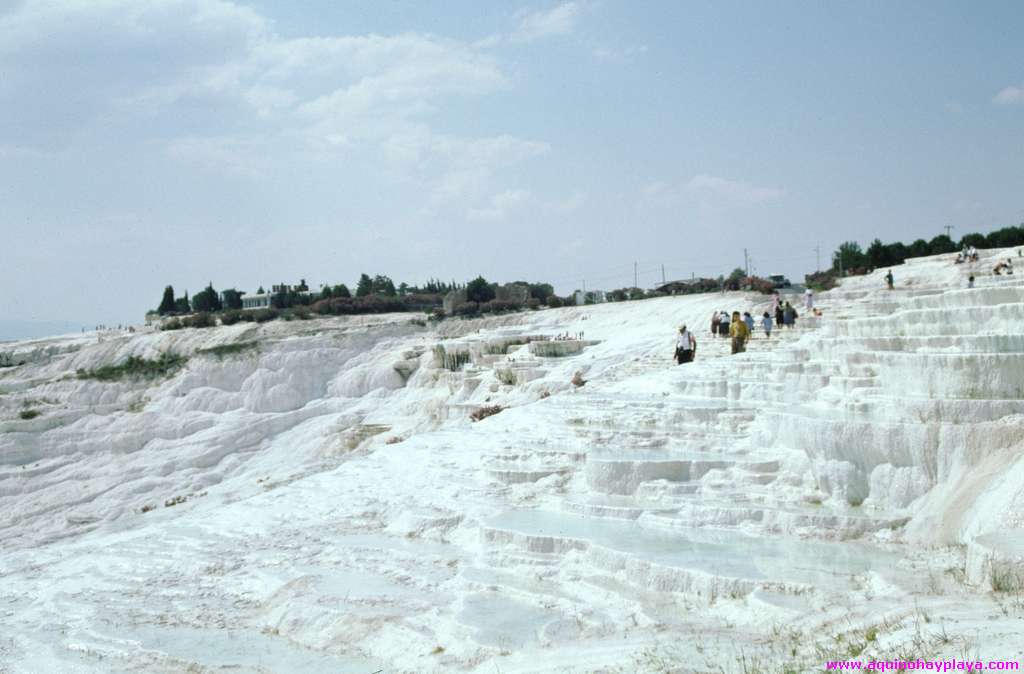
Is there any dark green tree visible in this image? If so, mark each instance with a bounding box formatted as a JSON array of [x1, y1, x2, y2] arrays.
[[333, 284, 351, 298], [371, 275, 396, 296], [928, 234, 956, 255], [356, 273, 373, 297], [866, 239, 892, 268], [986, 225, 1024, 248], [175, 291, 191, 314], [158, 285, 176, 315], [885, 242, 908, 265], [221, 288, 243, 310], [908, 239, 930, 258], [832, 241, 868, 272], [959, 233, 987, 249], [528, 282, 554, 303], [466, 276, 496, 303], [192, 283, 222, 313]]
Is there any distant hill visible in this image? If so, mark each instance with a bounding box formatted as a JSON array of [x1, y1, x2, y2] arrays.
[[0, 320, 89, 342]]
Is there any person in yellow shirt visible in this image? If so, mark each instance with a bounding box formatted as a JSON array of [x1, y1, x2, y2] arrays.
[[729, 311, 749, 354]]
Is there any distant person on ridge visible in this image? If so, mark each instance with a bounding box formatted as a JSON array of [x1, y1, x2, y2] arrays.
[[675, 325, 696, 364], [729, 311, 749, 354], [761, 311, 773, 339], [885, 269, 894, 290]]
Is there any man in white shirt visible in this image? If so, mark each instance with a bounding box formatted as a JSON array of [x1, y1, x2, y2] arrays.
[[675, 325, 696, 364]]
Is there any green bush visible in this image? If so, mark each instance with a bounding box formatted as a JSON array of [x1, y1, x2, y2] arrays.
[[77, 353, 187, 382], [546, 295, 564, 308], [19, 409, 40, 420], [252, 308, 279, 323], [161, 318, 184, 331], [479, 300, 522, 314], [197, 341, 258, 359], [184, 312, 215, 329], [219, 310, 243, 325]]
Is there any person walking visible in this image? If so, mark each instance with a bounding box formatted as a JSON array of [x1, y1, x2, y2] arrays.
[[774, 303, 784, 328], [729, 311, 749, 354], [675, 325, 696, 364], [710, 311, 719, 338], [885, 269, 894, 290], [783, 301, 797, 328], [718, 311, 730, 338], [804, 288, 814, 311], [743, 311, 755, 336], [761, 311, 773, 339], [968, 274, 975, 289]]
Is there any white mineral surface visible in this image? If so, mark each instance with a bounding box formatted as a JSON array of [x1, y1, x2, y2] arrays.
[[2, 249, 1024, 672]]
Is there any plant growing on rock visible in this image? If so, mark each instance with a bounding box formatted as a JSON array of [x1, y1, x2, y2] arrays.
[[77, 353, 187, 382], [470, 405, 505, 422]]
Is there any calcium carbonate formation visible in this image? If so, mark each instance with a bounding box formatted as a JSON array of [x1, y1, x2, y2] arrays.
[[1, 249, 1022, 672]]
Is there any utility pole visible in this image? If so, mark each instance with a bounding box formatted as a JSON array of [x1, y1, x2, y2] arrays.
[[944, 225, 955, 239], [744, 248, 749, 276], [661, 264, 666, 284], [814, 245, 820, 272], [634, 261, 638, 288]]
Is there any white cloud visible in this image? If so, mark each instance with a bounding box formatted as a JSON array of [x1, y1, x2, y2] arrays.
[[512, 3, 581, 43], [593, 44, 648, 62], [684, 174, 785, 204], [467, 189, 532, 221], [993, 85, 1024, 104], [166, 135, 269, 176]]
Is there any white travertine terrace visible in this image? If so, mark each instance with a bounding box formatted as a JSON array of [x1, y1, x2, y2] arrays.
[[1, 249, 1023, 672]]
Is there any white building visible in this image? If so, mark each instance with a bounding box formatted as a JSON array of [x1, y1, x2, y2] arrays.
[[241, 294, 272, 310], [574, 290, 606, 306]]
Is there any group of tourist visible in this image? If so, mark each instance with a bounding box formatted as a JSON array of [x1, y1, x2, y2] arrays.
[[674, 291, 813, 365], [955, 246, 980, 264]]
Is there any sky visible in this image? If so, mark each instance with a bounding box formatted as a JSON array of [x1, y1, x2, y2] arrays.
[[1, 0, 1022, 331]]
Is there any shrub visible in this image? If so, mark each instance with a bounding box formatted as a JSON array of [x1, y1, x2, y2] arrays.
[[219, 310, 243, 326], [19, 409, 40, 420], [546, 295, 564, 308], [77, 353, 187, 382], [805, 270, 838, 291], [526, 298, 541, 310], [479, 300, 522, 314], [495, 369, 517, 385], [252, 308, 279, 323], [161, 318, 184, 331], [183, 312, 215, 329], [470, 404, 504, 422], [453, 302, 479, 317], [197, 341, 258, 359], [428, 307, 446, 322]]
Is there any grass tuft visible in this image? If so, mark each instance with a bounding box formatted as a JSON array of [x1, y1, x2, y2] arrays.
[[77, 353, 187, 382]]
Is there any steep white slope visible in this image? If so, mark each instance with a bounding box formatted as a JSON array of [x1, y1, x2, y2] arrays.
[[1, 249, 1023, 672]]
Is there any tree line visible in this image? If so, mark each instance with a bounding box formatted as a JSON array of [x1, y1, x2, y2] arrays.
[[831, 223, 1024, 274]]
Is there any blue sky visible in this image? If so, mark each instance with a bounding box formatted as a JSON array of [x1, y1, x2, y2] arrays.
[[1, 0, 1022, 330]]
